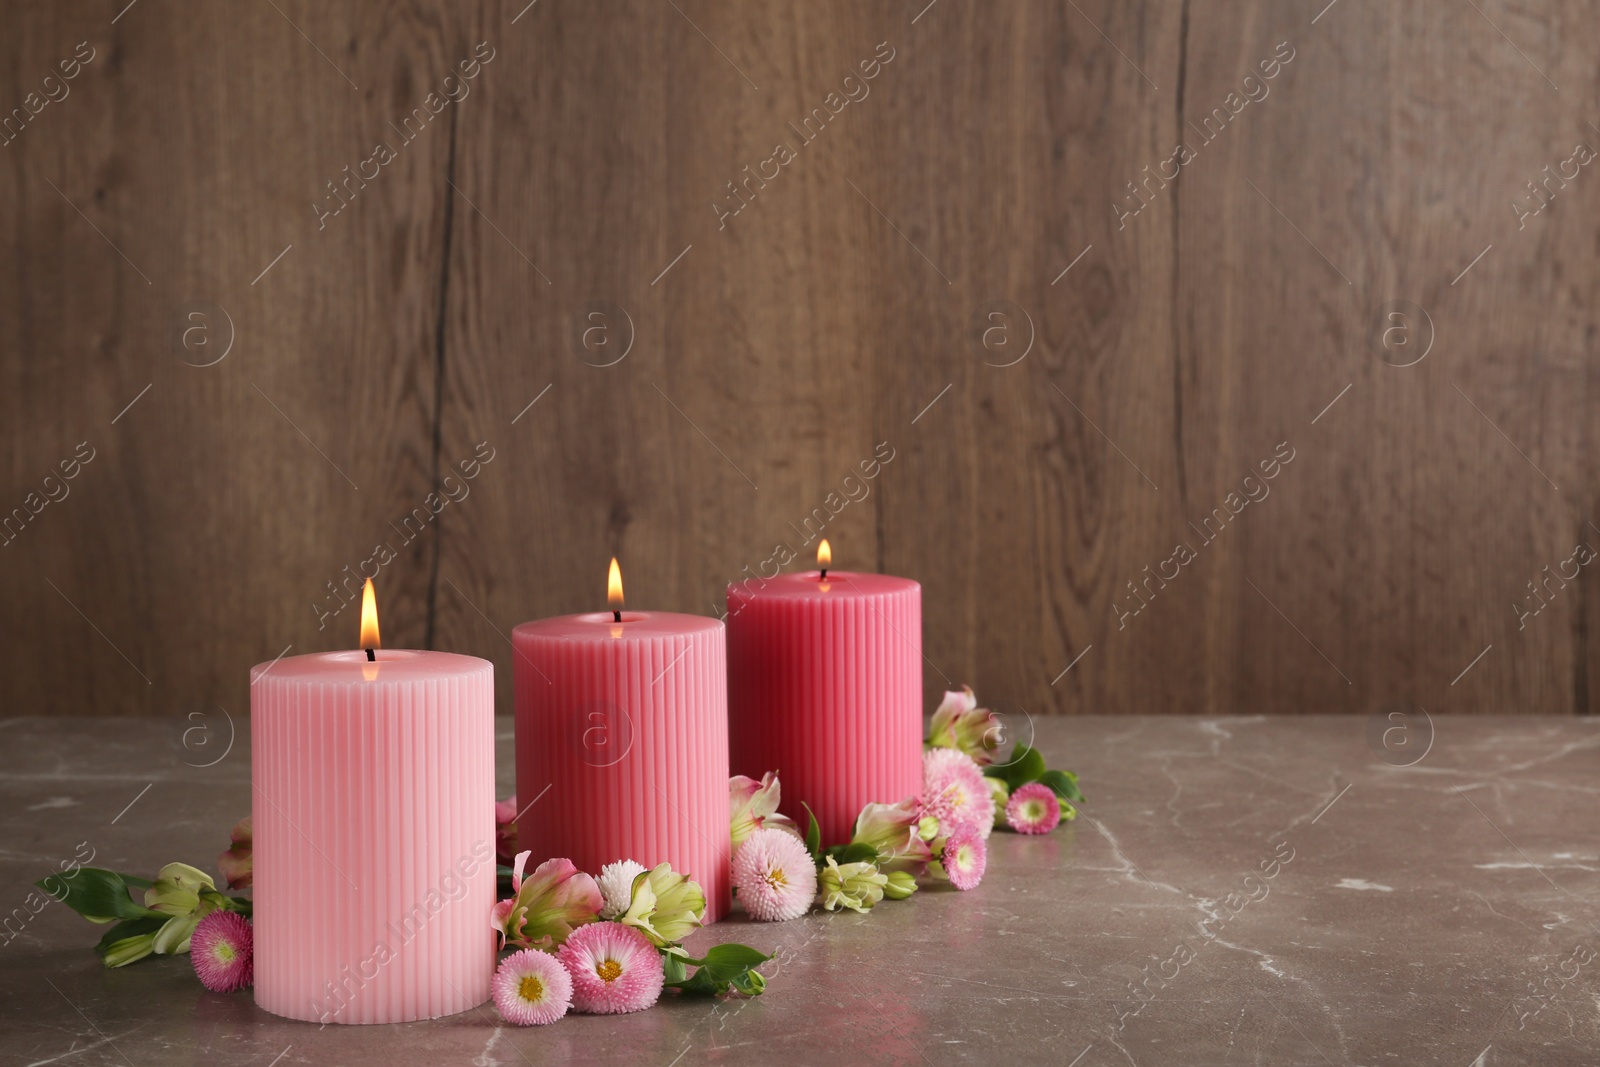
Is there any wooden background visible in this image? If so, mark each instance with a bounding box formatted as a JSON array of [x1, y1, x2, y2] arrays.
[[3, 1, 1596, 720]]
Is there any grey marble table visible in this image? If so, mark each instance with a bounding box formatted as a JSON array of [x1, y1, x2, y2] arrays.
[[2, 715, 1597, 1066]]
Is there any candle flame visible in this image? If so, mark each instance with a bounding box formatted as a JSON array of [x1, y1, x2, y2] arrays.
[[360, 579, 380, 650], [817, 539, 832, 569], [607, 557, 624, 609]]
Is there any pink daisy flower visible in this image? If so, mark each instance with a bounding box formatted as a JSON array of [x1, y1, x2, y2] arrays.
[[942, 827, 987, 891], [921, 748, 996, 839], [1005, 782, 1062, 835], [493, 948, 572, 1026], [557, 921, 664, 1014], [190, 910, 252, 992], [732, 827, 817, 922]]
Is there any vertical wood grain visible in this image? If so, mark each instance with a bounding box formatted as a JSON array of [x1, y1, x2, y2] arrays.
[[1, 0, 1596, 719]]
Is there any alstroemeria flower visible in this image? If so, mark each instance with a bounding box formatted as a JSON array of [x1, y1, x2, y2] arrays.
[[145, 862, 215, 914], [818, 857, 888, 914], [217, 816, 252, 890], [144, 863, 227, 955], [103, 930, 161, 968], [883, 870, 918, 900], [926, 686, 1003, 766], [850, 799, 931, 877], [729, 772, 800, 849], [494, 797, 521, 866], [619, 862, 705, 949], [491, 852, 603, 950]]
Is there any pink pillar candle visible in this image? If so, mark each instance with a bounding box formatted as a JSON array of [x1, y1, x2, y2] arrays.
[[727, 571, 923, 845], [250, 650, 496, 1024], [513, 612, 730, 921]]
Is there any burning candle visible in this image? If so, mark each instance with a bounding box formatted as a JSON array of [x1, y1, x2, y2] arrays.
[[727, 541, 923, 844], [251, 580, 496, 1024], [513, 560, 731, 921]]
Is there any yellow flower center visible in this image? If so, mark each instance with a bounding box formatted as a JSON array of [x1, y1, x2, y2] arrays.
[[1025, 800, 1046, 821], [762, 867, 788, 890], [595, 958, 623, 983], [213, 942, 236, 963], [518, 974, 544, 1003]]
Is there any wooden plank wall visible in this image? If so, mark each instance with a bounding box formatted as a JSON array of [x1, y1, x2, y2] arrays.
[[2, 1, 1595, 720]]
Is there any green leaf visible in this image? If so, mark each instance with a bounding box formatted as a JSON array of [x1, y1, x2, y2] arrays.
[[987, 744, 1048, 790], [35, 869, 166, 925], [665, 967, 719, 995], [1038, 769, 1085, 803], [664, 942, 772, 997], [802, 803, 821, 860], [820, 841, 879, 866], [661, 951, 689, 984], [696, 943, 772, 976]]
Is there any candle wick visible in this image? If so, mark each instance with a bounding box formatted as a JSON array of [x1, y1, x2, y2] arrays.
[[365, 648, 375, 662], [820, 568, 827, 580], [613, 609, 622, 623]]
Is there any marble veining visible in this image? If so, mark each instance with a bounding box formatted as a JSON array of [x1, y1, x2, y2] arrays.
[[2, 715, 1596, 1065]]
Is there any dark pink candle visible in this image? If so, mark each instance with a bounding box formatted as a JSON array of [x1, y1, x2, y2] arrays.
[[726, 554, 922, 845], [513, 564, 729, 921]]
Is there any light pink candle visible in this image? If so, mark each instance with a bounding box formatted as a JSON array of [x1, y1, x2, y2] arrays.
[[513, 572, 729, 921], [250, 591, 495, 1025], [727, 554, 923, 845]]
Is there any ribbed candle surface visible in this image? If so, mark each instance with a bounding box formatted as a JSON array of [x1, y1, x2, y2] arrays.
[[513, 612, 730, 921], [250, 650, 496, 1024], [727, 571, 922, 845]]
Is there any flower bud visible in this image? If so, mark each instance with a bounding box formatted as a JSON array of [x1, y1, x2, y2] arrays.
[[883, 871, 918, 900]]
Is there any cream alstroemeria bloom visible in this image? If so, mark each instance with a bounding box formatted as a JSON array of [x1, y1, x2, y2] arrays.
[[620, 862, 706, 949], [143, 863, 226, 955], [818, 857, 888, 914]]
